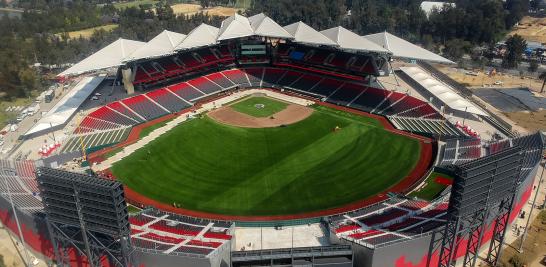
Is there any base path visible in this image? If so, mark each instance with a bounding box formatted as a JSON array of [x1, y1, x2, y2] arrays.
[[208, 104, 313, 128]]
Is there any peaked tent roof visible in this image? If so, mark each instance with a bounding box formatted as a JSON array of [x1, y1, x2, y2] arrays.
[[217, 14, 254, 41], [248, 13, 292, 39], [59, 38, 144, 77], [175, 23, 219, 50], [124, 30, 186, 62], [363, 31, 454, 64], [283, 21, 337, 46], [320, 26, 389, 53], [400, 66, 487, 116]]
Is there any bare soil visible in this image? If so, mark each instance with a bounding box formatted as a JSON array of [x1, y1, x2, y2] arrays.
[[170, 4, 241, 17], [509, 16, 546, 43], [436, 65, 545, 92], [208, 104, 314, 128], [503, 110, 546, 132]]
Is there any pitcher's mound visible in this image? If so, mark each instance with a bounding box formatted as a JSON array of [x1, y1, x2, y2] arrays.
[[208, 104, 314, 128]]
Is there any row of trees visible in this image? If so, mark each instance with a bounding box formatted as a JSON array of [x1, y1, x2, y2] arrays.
[[249, 0, 530, 54], [0, 1, 226, 100], [0, 0, 535, 100]]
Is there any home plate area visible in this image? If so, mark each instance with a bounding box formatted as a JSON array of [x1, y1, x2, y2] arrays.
[[207, 93, 314, 128]]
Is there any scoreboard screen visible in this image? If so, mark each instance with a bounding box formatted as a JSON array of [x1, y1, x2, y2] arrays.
[[241, 44, 267, 55]]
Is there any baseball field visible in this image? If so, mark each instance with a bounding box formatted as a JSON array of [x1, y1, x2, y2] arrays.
[[112, 98, 422, 216]]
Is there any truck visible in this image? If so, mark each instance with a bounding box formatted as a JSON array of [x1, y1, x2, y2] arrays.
[[44, 89, 55, 103]]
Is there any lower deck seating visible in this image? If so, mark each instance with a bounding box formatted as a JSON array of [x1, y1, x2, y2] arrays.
[[168, 82, 204, 102], [243, 68, 264, 87], [146, 88, 191, 112], [121, 95, 169, 121], [107, 102, 145, 123], [187, 77, 223, 95], [310, 78, 345, 96], [348, 87, 384, 112], [359, 209, 409, 226], [389, 116, 463, 138], [328, 83, 366, 106], [222, 69, 250, 87], [89, 106, 136, 126], [78, 67, 444, 138], [128, 209, 233, 256], [276, 70, 303, 87], [289, 74, 322, 91], [262, 68, 286, 87], [206, 72, 234, 89]]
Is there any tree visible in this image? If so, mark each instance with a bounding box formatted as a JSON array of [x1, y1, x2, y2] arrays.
[[443, 38, 471, 61], [539, 71, 546, 93], [528, 59, 539, 72], [508, 254, 525, 267], [502, 34, 527, 69]]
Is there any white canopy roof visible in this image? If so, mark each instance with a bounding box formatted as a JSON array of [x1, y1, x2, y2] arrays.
[[59, 39, 144, 77], [217, 14, 254, 41], [283, 21, 337, 46], [124, 30, 186, 62], [248, 13, 292, 39], [25, 76, 106, 136], [320, 26, 389, 53], [176, 23, 219, 50], [400, 66, 487, 116], [363, 31, 454, 64]]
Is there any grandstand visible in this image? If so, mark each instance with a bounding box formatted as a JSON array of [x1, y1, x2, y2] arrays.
[[73, 67, 451, 143], [130, 209, 233, 256], [0, 12, 543, 267]]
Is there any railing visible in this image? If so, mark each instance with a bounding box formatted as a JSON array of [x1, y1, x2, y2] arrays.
[[231, 245, 352, 261]]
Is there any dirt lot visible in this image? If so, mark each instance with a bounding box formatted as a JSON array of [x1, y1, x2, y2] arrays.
[[435, 65, 546, 132], [208, 104, 314, 128], [503, 110, 546, 132], [170, 3, 201, 15], [509, 16, 546, 43], [436, 65, 545, 92], [171, 3, 241, 17], [498, 211, 546, 267]]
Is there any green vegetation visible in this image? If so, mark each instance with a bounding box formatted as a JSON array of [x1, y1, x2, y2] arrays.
[[56, 24, 119, 39], [112, 107, 421, 216], [114, 0, 159, 9], [409, 172, 453, 201], [235, 0, 252, 9], [230, 97, 288, 117], [0, 96, 34, 128]]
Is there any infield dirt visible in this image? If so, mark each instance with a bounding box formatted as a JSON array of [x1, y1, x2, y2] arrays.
[[208, 104, 314, 128]]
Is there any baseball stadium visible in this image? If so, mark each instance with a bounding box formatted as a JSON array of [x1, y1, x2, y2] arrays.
[[0, 13, 544, 267]]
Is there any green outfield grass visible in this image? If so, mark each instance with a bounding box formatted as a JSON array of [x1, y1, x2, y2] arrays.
[[230, 96, 288, 117], [409, 172, 453, 200], [112, 106, 422, 216]]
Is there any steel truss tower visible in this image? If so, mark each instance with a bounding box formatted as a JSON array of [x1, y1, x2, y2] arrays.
[[37, 168, 134, 267], [436, 147, 524, 267]]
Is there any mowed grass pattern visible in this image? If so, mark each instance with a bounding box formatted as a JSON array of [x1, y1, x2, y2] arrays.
[[230, 97, 288, 117], [112, 107, 421, 216]]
